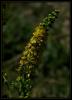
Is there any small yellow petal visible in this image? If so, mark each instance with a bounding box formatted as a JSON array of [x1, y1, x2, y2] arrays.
[[20, 60, 23, 65]]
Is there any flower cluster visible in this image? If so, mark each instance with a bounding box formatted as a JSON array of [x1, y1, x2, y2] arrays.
[[3, 10, 59, 98], [16, 10, 59, 98], [18, 10, 59, 73]]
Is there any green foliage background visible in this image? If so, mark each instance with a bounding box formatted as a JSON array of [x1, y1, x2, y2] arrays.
[[1, 1, 70, 98]]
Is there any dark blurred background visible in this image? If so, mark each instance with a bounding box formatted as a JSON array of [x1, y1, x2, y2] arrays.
[[1, 1, 70, 98]]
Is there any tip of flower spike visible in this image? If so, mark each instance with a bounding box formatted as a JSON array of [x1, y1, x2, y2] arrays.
[[40, 9, 59, 29], [52, 10, 60, 18]]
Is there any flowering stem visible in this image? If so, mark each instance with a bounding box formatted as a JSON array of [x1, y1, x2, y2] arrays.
[[16, 9, 59, 98]]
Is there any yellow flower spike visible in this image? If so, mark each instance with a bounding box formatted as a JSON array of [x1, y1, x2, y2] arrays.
[[16, 10, 59, 98], [3, 10, 59, 99]]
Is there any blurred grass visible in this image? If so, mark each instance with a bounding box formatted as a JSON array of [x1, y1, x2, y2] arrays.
[[1, 1, 70, 98]]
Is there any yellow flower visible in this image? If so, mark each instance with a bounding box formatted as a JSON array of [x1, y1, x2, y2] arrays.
[[27, 43, 32, 48], [23, 50, 28, 56], [16, 10, 59, 98], [34, 26, 45, 36], [30, 37, 36, 44], [20, 60, 23, 65]]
